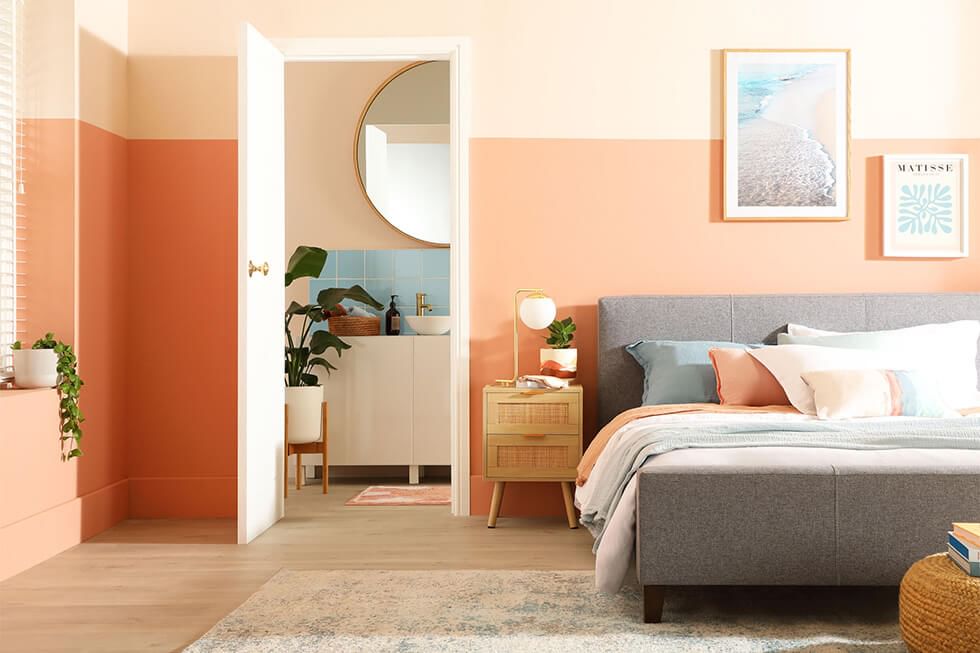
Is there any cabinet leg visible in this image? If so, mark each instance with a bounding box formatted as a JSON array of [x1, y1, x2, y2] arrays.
[[321, 402, 329, 494], [296, 451, 302, 490], [560, 481, 578, 529], [284, 408, 289, 499], [488, 481, 505, 528], [409, 465, 420, 485]]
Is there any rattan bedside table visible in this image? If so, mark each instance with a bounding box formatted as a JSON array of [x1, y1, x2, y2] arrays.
[[482, 384, 583, 529]]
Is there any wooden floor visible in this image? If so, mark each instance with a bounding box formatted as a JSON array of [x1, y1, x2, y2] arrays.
[[0, 481, 594, 653]]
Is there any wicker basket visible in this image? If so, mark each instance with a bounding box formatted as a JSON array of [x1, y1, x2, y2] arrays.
[[899, 553, 980, 653], [328, 315, 381, 336]]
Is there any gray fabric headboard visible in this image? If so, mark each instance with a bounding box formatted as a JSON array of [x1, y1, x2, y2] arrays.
[[597, 293, 980, 428]]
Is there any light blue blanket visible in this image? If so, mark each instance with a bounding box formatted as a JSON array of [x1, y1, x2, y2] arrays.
[[579, 415, 980, 550]]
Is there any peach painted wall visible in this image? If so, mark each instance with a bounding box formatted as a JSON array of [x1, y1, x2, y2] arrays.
[[119, 1, 980, 519], [1, 2, 132, 582], [468, 137, 980, 515]]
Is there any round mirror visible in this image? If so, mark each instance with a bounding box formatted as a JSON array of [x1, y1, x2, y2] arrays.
[[354, 61, 451, 247]]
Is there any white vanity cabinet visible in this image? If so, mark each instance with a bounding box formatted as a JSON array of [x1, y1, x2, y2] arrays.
[[316, 335, 450, 483]]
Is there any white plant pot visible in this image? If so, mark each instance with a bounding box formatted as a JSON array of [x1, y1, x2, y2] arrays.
[[285, 385, 323, 444], [12, 349, 58, 388], [539, 348, 577, 379]]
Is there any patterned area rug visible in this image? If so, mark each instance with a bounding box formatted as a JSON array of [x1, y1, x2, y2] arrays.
[[345, 485, 451, 506], [184, 570, 904, 652]]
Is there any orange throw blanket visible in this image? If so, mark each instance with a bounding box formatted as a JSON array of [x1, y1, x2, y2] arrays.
[[576, 403, 980, 486]]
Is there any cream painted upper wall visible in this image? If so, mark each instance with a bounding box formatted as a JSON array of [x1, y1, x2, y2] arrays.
[[285, 61, 429, 254], [127, 0, 980, 139], [77, 0, 128, 136], [78, 0, 128, 53], [21, 0, 76, 120]]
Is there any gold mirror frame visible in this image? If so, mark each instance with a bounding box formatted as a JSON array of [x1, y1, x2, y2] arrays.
[[353, 60, 450, 248]]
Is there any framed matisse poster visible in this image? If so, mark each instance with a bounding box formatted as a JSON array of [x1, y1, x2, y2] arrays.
[[882, 154, 969, 258], [723, 49, 850, 221]]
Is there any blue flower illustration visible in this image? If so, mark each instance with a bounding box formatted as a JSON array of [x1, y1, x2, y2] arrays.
[[897, 183, 953, 235]]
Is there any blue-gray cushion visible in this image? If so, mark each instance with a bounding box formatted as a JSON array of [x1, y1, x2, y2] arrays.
[[626, 340, 750, 405]]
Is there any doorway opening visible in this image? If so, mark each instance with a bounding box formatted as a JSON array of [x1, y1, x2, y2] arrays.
[[238, 28, 471, 543]]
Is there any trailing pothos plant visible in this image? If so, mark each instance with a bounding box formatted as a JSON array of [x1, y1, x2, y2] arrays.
[[12, 333, 85, 460], [284, 246, 384, 387], [545, 317, 576, 349]]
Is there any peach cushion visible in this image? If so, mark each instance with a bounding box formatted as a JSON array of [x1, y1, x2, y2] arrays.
[[709, 347, 791, 406]]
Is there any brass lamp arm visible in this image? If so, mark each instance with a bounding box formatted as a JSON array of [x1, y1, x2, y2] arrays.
[[495, 288, 545, 386]]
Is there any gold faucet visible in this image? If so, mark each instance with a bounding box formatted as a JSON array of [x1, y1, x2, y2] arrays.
[[416, 292, 432, 317]]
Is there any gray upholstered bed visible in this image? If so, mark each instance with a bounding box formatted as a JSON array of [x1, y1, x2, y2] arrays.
[[596, 293, 980, 622]]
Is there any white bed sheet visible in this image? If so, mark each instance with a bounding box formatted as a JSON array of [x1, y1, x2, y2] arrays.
[[576, 412, 980, 593]]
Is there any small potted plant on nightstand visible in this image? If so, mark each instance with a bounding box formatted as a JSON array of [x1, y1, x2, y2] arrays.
[[539, 316, 577, 379]]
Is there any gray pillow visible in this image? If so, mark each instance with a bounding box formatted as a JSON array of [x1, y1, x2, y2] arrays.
[[626, 340, 751, 405]]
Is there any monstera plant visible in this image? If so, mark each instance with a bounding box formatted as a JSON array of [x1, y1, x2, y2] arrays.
[[284, 246, 384, 449], [284, 245, 384, 386]]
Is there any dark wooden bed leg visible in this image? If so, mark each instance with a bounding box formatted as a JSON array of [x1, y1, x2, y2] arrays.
[[642, 585, 665, 623]]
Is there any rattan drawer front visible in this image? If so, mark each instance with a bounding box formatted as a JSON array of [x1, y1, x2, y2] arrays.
[[485, 434, 579, 480], [486, 391, 580, 435]]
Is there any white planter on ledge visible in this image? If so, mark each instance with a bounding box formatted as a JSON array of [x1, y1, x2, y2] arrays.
[[539, 348, 577, 379], [285, 385, 323, 444], [12, 349, 58, 388]]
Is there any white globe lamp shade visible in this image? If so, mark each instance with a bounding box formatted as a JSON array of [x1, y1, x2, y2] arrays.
[[519, 294, 557, 330]]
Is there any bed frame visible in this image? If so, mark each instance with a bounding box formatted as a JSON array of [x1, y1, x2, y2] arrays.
[[596, 293, 980, 623]]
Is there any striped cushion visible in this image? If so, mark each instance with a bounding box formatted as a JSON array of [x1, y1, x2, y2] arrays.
[[801, 369, 957, 420]]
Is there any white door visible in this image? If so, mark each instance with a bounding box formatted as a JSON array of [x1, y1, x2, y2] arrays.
[[237, 23, 285, 544]]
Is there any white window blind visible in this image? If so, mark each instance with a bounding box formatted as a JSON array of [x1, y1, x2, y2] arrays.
[[0, 0, 18, 377]]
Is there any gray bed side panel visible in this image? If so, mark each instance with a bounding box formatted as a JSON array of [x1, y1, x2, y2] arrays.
[[835, 468, 980, 584], [636, 467, 838, 586]]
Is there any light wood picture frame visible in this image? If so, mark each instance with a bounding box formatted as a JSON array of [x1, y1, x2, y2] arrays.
[[882, 154, 969, 258], [723, 49, 851, 221]]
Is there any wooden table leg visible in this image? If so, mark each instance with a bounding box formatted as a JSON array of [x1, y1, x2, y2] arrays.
[[321, 401, 329, 495], [296, 446, 302, 490], [487, 481, 505, 528], [560, 481, 578, 529]]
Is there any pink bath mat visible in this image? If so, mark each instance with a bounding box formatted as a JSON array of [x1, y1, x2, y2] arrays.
[[345, 485, 451, 507]]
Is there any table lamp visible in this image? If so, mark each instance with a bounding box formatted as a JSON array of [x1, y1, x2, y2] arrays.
[[496, 288, 557, 386]]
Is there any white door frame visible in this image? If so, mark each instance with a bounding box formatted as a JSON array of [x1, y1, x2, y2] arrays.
[[272, 36, 471, 516]]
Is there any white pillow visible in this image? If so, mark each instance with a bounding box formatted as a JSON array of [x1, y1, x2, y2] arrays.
[[782, 321, 980, 409], [748, 345, 915, 415]]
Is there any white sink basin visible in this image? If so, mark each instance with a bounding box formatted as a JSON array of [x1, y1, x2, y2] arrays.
[[405, 315, 451, 335]]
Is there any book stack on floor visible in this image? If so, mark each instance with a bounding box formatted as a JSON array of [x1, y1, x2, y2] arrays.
[[947, 522, 980, 576]]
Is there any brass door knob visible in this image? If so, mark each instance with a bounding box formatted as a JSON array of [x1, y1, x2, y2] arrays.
[[248, 260, 269, 277]]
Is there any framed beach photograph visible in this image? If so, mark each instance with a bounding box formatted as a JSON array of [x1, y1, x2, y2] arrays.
[[723, 49, 850, 221], [882, 154, 969, 258]]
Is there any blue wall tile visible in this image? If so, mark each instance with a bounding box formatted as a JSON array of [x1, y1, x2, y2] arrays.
[[421, 249, 450, 278], [365, 250, 394, 279], [336, 250, 365, 278], [393, 277, 420, 301], [319, 250, 338, 279], [365, 279, 393, 307], [394, 249, 422, 278], [421, 277, 450, 306], [306, 248, 452, 334]]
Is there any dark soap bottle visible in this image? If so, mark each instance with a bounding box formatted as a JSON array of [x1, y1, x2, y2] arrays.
[[385, 295, 401, 335]]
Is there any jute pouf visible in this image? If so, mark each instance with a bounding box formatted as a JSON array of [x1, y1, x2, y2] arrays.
[[899, 553, 980, 653]]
